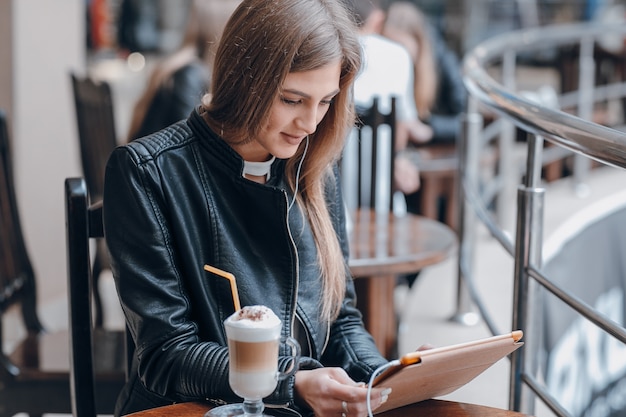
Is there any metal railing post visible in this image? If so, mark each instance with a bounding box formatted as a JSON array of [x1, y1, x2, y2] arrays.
[[496, 50, 518, 232], [510, 132, 545, 412], [452, 102, 482, 325]]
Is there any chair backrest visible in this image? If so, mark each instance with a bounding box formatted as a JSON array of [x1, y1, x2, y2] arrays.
[[0, 109, 43, 342], [65, 177, 132, 417], [65, 177, 100, 417], [341, 97, 397, 214], [70, 73, 118, 201], [70, 73, 118, 326]]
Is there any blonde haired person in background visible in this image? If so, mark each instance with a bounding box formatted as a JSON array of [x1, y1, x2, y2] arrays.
[[383, 1, 467, 146], [126, 0, 240, 142]]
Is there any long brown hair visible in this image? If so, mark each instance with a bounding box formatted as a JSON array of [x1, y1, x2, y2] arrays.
[[384, 1, 437, 118], [127, 0, 240, 142], [201, 0, 362, 321]]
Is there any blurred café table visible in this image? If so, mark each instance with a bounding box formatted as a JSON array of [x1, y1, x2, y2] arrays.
[[123, 399, 533, 417], [348, 208, 457, 358]]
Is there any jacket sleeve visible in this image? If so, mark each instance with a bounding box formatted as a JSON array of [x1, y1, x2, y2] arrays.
[[320, 166, 389, 382], [103, 144, 235, 403]]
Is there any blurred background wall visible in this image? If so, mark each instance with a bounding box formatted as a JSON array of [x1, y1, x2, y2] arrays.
[[0, 0, 84, 311]]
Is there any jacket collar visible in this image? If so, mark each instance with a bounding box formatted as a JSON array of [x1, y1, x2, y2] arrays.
[[187, 108, 286, 183]]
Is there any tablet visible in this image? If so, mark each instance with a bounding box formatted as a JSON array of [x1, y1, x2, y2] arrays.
[[372, 331, 524, 414]]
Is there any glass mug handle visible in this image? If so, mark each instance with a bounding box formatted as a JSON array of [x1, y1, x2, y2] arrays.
[[277, 336, 300, 381]]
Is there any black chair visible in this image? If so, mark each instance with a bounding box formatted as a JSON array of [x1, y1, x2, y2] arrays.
[[70, 72, 118, 327], [65, 177, 128, 417], [0, 109, 125, 416], [0, 108, 73, 416], [342, 97, 412, 354], [342, 96, 398, 214], [341, 98, 460, 356]]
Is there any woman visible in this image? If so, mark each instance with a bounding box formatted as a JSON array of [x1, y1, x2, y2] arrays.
[[104, 0, 391, 416], [126, 0, 240, 142]]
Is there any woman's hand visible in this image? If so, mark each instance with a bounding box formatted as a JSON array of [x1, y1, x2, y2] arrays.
[[407, 119, 433, 144], [294, 368, 391, 417]]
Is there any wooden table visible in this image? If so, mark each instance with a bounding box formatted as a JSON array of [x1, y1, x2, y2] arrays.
[[124, 399, 532, 417], [347, 209, 457, 358]]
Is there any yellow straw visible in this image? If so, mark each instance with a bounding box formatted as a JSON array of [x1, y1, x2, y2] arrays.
[[204, 264, 241, 311]]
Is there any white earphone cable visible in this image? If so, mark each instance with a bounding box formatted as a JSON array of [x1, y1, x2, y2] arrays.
[[288, 135, 309, 211], [366, 360, 400, 417]]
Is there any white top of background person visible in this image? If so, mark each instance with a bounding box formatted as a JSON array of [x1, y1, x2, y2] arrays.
[[351, 0, 417, 127]]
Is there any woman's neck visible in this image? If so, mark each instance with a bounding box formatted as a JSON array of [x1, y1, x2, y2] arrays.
[[243, 156, 275, 183]]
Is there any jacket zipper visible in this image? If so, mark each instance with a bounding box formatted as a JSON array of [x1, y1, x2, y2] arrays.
[[284, 191, 299, 339]]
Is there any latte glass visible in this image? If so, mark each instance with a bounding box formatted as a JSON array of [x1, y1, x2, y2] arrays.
[[207, 307, 300, 417]]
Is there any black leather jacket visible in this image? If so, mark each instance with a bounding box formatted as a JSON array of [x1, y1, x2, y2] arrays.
[[104, 109, 387, 416]]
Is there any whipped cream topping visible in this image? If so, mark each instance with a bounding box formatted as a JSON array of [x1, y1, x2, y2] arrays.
[[226, 305, 281, 329]]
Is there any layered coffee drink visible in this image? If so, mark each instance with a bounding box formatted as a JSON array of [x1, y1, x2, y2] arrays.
[[225, 305, 282, 400]]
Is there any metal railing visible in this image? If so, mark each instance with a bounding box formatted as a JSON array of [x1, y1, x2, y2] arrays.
[[458, 21, 626, 416]]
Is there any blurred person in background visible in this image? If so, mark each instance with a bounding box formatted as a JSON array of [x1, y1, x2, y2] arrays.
[[117, 0, 161, 53], [383, 1, 467, 147], [126, 0, 240, 142]]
